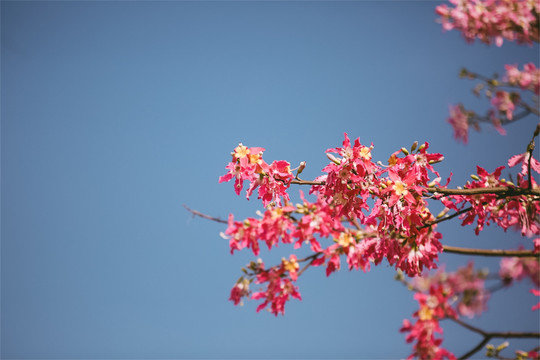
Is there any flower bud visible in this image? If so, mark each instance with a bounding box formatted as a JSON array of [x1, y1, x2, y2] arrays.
[[428, 157, 444, 164], [436, 208, 449, 218], [495, 341, 509, 352], [327, 153, 341, 165], [401, 147, 409, 155], [470, 174, 480, 181], [410, 141, 418, 153], [296, 161, 306, 176]]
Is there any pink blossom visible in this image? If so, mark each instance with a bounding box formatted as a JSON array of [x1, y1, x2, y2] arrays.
[[491, 91, 518, 120], [252, 266, 302, 316], [400, 284, 457, 360], [505, 63, 540, 94], [447, 105, 469, 143], [508, 152, 540, 175], [531, 288, 540, 311], [436, 0, 540, 46], [229, 278, 250, 305], [500, 257, 540, 287]]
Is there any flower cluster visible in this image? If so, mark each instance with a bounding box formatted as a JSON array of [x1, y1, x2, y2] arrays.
[[500, 256, 540, 287], [223, 207, 296, 256], [413, 263, 490, 319], [500, 256, 540, 312], [505, 63, 540, 95], [223, 135, 450, 282], [447, 105, 470, 143], [400, 284, 457, 360], [219, 144, 294, 207], [219, 127, 539, 354], [319, 134, 378, 219], [441, 157, 540, 236], [436, 0, 540, 46], [318, 136, 447, 276], [490, 90, 519, 120], [229, 258, 302, 316]]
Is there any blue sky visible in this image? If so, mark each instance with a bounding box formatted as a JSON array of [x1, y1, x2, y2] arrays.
[[2, 1, 539, 358]]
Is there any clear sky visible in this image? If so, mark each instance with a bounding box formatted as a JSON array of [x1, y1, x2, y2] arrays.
[[2, 1, 539, 359]]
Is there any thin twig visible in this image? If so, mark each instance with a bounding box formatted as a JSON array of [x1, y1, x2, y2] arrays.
[[527, 123, 540, 190], [183, 204, 228, 224], [459, 336, 492, 360], [297, 254, 322, 277], [290, 179, 324, 186], [422, 207, 473, 228], [450, 317, 540, 339]]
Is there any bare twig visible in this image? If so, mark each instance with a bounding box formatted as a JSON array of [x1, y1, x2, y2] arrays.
[[183, 204, 227, 224], [422, 207, 473, 228]]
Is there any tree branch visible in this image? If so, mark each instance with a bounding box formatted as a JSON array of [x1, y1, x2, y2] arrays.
[[297, 253, 322, 277], [459, 335, 492, 360], [183, 204, 228, 224], [290, 178, 324, 186], [426, 186, 540, 197], [423, 206, 473, 228], [184, 206, 539, 258], [449, 317, 540, 360], [292, 178, 540, 197], [527, 123, 540, 190], [443, 245, 539, 258]]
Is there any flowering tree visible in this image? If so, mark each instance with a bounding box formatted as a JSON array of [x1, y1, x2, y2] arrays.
[[187, 1, 540, 358]]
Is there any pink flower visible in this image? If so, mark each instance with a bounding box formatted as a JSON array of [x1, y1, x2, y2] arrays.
[[508, 152, 540, 176], [505, 63, 540, 95], [447, 105, 469, 143], [500, 257, 540, 288], [219, 144, 266, 195], [491, 91, 517, 120], [247, 160, 294, 207], [229, 278, 250, 305], [436, 0, 540, 46], [530, 288, 540, 311], [400, 284, 457, 360], [252, 266, 302, 316]]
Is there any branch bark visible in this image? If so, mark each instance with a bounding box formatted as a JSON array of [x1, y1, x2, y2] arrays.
[[449, 317, 540, 360], [443, 245, 539, 258]]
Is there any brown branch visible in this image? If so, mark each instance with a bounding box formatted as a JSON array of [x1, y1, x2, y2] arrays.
[[290, 179, 324, 186], [451, 317, 540, 339], [297, 253, 322, 277], [183, 204, 228, 224], [184, 206, 539, 258], [292, 179, 540, 197], [449, 317, 540, 360], [423, 206, 473, 228], [443, 245, 539, 257], [527, 123, 540, 190], [426, 186, 540, 197], [520, 100, 540, 117], [459, 336, 492, 360]]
